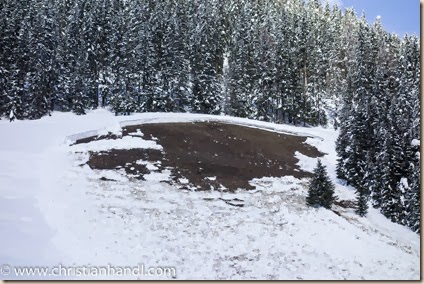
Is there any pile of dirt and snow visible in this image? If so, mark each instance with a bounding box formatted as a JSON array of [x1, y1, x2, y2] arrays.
[[0, 109, 419, 280]]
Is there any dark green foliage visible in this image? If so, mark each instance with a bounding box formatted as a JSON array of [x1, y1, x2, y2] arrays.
[[0, 0, 394, 126], [306, 160, 336, 209], [355, 188, 368, 217], [335, 18, 420, 230]]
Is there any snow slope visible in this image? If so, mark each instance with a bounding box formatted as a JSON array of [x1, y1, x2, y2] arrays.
[[0, 109, 420, 280]]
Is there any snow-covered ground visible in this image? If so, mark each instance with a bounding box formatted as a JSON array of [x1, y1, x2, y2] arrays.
[[0, 109, 420, 280]]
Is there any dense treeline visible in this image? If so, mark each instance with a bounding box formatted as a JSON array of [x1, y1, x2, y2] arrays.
[[335, 22, 420, 231], [0, 0, 420, 231], [1, 0, 352, 123]]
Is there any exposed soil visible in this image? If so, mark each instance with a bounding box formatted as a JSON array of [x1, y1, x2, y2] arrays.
[[83, 122, 324, 191], [334, 199, 357, 209], [88, 148, 162, 180]]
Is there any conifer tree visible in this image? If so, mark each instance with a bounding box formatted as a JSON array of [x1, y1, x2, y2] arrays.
[[227, 0, 257, 118], [188, 0, 223, 115], [355, 188, 368, 217], [306, 159, 336, 209]]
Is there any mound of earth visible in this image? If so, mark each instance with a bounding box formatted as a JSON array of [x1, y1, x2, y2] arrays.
[[77, 122, 324, 191]]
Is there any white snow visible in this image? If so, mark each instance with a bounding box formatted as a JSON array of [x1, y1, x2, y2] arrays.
[[97, 121, 122, 137], [295, 151, 317, 173], [136, 160, 159, 171], [128, 129, 144, 137], [411, 139, 420, 146], [178, 178, 189, 184], [400, 177, 409, 190], [70, 135, 163, 152], [0, 109, 419, 280]]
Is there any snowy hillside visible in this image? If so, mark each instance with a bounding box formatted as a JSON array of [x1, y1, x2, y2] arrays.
[[0, 109, 419, 280]]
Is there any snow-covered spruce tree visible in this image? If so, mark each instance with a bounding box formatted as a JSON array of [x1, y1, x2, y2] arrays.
[[0, 0, 18, 118], [366, 26, 399, 208], [53, 0, 74, 112], [273, 2, 291, 123], [321, 3, 345, 129], [335, 8, 361, 180], [0, 0, 34, 120], [227, 0, 254, 118], [355, 188, 368, 217], [337, 15, 376, 189], [250, 0, 279, 123], [306, 159, 336, 209], [288, 9, 306, 126], [303, 0, 328, 126], [379, 34, 421, 225], [165, 1, 192, 112], [227, 48, 251, 118], [141, 1, 174, 112], [23, 0, 59, 119], [109, 0, 142, 115], [55, 0, 93, 115], [294, 7, 311, 126], [405, 139, 420, 233], [0, 0, 7, 118], [335, 124, 352, 182], [402, 35, 420, 233], [188, 0, 223, 115]]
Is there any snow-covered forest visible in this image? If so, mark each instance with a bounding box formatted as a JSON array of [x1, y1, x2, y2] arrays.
[[0, 0, 420, 233]]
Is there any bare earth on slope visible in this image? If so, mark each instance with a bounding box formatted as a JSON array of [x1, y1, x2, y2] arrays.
[[79, 122, 323, 191]]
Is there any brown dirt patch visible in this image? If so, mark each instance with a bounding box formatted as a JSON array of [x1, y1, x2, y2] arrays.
[[82, 122, 324, 191], [334, 199, 356, 209], [88, 148, 163, 180]]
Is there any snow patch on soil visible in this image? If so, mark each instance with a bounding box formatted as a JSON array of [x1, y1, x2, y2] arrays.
[[71, 135, 162, 152]]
